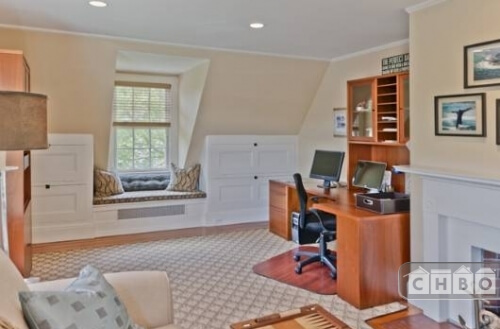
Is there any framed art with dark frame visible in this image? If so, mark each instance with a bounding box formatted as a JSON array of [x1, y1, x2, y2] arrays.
[[497, 99, 500, 145], [464, 39, 500, 88], [333, 107, 347, 137], [434, 93, 486, 137]]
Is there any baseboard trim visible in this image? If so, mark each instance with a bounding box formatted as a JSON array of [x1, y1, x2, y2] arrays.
[[32, 221, 268, 254]]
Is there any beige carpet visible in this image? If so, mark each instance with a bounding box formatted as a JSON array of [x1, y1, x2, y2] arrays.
[[32, 229, 405, 329]]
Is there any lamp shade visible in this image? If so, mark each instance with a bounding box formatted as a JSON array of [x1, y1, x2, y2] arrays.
[[0, 91, 48, 150]]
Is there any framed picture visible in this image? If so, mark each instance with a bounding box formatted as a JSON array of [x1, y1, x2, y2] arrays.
[[333, 108, 347, 137], [464, 39, 500, 88], [434, 93, 486, 137], [497, 99, 500, 145]]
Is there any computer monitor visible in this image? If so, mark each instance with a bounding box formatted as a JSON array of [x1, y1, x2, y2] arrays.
[[309, 150, 345, 189], [352, 160, 387, 193]]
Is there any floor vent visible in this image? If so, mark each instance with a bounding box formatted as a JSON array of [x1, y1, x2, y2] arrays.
[[118, 205, 185, 220]]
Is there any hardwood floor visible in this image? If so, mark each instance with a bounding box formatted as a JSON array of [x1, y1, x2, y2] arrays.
[[367, 304, 461, 329], [32, 221, 268, 253], [252, 246, 337, 295]]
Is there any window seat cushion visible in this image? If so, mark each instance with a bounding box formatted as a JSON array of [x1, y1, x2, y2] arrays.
[[119, 172, 171, 192], [93, 189, 206, 205]]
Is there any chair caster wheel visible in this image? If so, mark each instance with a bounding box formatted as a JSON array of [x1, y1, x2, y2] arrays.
[[295, 266, 302, 274], [293, 255, 300, 261], [330, 272, 337, 279]]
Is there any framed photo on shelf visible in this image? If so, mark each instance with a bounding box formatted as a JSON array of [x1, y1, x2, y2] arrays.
[[464, 39, 500, 88], [333, 107, 347, 137], [434, 93, 486, 137]]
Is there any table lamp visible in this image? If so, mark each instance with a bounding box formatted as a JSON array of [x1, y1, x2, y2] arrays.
[[0, 91, 48, 254]]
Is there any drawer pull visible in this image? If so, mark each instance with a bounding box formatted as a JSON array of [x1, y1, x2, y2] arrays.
[[254, 176, 258, 180], [363, 199, 373, 205], [253, 142, 258, 147], [45, 184, 51, 189]]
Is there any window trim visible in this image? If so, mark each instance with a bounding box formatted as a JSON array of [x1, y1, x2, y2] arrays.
[[109, 75, 178, 173]]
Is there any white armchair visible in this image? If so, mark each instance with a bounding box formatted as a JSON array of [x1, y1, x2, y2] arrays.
[[0, 251, 180, 329]]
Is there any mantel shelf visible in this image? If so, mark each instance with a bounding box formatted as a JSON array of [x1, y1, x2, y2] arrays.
[[0, 166, 19, 172], [393, 165, 500, 189]]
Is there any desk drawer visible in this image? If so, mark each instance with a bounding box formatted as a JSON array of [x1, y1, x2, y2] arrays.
[[269, 181, 286, 209], [269, 206, 289, 239]]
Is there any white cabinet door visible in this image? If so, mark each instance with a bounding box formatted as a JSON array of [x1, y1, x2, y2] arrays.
[[208, 177, 258, 211], [31, 184, 91, 226], [208, 144, 254, 177], [32, 144, 92, 185], [254, 143, 296, 174]]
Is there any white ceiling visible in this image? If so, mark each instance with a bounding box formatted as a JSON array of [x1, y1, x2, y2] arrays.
[[0, 0, 432, 60]]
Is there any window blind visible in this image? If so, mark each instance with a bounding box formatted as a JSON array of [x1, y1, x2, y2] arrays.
[[113, 81, 172, 126]]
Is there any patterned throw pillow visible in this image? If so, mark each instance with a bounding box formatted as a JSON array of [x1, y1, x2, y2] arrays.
[[19, 265, 142, 329], [94, 168, 124, 197], [166, 163, 201, 192]]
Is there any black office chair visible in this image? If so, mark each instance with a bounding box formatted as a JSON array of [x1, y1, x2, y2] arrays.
[[292, 173, 337, 279]]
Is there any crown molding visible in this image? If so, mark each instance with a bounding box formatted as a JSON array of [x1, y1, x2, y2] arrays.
[[405, 0, 447, 14], [0, 23, 330, 62], [331, 39, 409, 63]]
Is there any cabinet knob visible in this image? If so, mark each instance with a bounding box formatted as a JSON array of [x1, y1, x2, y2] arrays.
[[45, 184, 50, 189], [254, 176, 258, 180], [253, 143, 258, 147]]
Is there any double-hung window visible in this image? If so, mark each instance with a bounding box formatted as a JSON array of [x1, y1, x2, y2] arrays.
[[112, 80, 176, 172]]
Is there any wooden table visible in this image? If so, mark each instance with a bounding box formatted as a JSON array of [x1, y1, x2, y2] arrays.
[[230, 304, 350, 329], [268, 180, 410, 309]]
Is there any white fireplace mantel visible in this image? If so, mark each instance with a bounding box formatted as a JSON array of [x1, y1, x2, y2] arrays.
[[394, 164, 500, 327], [393, 165, 500, 189]]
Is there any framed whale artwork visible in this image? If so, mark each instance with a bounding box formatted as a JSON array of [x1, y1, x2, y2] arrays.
[[434, 93, 486, 137]]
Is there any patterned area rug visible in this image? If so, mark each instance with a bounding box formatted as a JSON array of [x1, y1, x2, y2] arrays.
[[32, 229, 406, 329]]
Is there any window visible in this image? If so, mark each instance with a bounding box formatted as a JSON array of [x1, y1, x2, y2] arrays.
[[112, 80, 176, 172]]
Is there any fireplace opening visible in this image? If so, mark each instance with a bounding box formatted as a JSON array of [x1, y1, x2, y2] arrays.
[[480, 248, 500, 317]]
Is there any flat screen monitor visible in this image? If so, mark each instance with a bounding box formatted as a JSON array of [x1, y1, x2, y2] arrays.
[[309, 150, 345, 189], [352, 160, 387, 192]]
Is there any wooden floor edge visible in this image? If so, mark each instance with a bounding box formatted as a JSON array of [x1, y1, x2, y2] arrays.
[[32, 221, 268, 254], [366, 303, 461, 328]]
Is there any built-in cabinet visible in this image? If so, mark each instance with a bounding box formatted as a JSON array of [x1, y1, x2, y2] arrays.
[[347, 72, 410, 192], [0, 50, 32, 277], [205, 135, 297, 225], [31, 134, 94, 243]]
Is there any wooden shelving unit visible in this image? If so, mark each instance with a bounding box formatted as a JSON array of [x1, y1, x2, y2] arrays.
[[347, 72, 410, 192]]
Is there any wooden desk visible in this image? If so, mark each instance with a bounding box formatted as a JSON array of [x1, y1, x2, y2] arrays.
[[268, 180, 410, 309]]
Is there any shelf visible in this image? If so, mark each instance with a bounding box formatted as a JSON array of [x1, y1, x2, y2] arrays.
[[377, 102, 397, 106], [377, 83, 397, 88], [378, 92, 397, 97], [348, 140, 406, 147], [378, 121, 397, 124]]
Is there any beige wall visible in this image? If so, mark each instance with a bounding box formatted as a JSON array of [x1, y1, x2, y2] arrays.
[[178, 61, 209, 167], [410, 0, 500, 261], [298, 43, 409, 181], [0, 27, 328, 168]]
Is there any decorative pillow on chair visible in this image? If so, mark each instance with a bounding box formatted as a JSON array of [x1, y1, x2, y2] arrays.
[[94, 168, 124, 197], [166, 163, 201, 192], [19, 265, 142, 329]]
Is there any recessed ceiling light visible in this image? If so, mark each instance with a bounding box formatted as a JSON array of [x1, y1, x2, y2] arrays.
[[250, 22, 265, 29], [89, 1, 107, 7]]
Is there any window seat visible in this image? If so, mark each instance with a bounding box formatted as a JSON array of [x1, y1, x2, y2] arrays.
[[93, 189, 206, 205], [92, 171, 207, 237]]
